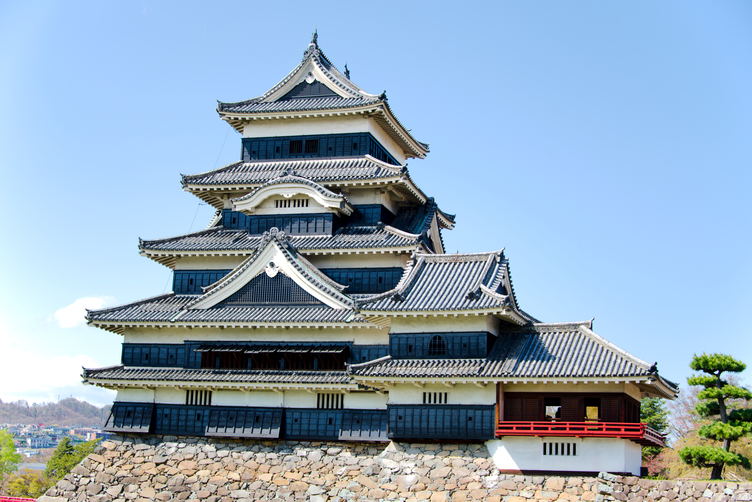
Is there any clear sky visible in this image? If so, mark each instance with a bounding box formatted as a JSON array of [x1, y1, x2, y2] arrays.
[[1, 1, 750, 407]]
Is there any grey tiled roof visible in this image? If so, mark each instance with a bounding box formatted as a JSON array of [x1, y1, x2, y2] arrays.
[[350, 322, 676, 389], [139, 215, 428, 256], [218, 96, 382, 114], [86, 294, 358, 325], [181, 157, 403, 188], [357, 251, 530, 318], [83, 366, 353, 385]]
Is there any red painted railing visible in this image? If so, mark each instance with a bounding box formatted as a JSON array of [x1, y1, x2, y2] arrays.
[[0, 497, 37, 502], [495, 421, 665, 447]]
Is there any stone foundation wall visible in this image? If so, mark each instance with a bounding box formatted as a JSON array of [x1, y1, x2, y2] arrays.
[[39, 435, 751, 502]]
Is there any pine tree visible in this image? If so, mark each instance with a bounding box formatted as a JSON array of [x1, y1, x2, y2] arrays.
[[641, 396, 669, 458], [678, 353, 752, 479]]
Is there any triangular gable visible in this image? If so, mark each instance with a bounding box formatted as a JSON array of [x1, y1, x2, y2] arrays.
[[188, 228, 352, 311], [219, 273, 323, 306], [258, 34, 376, 104], [278, 80, 338, 100]]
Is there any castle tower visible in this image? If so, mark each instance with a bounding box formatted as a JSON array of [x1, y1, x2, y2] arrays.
[[84, 34, 676, 475]]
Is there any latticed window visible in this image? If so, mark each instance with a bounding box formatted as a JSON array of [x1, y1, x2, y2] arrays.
[[423, 392, 448, 404], [186, 390, 212, 406], [317, 393, 343, 409], [428, 335, 447, 356]]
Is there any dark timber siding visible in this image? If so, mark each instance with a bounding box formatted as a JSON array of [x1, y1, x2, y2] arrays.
[[173, 270, 231, 294], [104, 403, 154, 433], [349, 345, 389, 364], [154, 405, 282, 438], [320, 268, 402, 294], [122, 344, 186, 367], [388, 405, 495, 440], [502, 393, 640, 423], [241, 133, 399, 165], [339, 411, 388, 441], [222, 209, 335, 236], [390, 332, 491, 359]]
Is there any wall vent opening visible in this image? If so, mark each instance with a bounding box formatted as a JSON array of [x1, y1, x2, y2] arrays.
[[186, 390, 212, 406], [317, 393, 343, 409], [543, 442, 577, 456], [423, 392, 448, 404]]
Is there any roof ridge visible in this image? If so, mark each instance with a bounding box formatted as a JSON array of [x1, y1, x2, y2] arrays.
[[378, 222, 421, 241], [181, 161, 243, 185], [347, 355, 392, 371], [139, 226, 230, 247], [85, 292, 176, 316], [415, 250, 504, 263]]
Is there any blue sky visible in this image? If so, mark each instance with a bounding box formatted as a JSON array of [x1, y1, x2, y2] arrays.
[[1, 1, 750, 407]]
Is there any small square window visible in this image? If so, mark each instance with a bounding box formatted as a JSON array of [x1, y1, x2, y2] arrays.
[[545, 397, 561, 420], [290, 140, 303, 154]]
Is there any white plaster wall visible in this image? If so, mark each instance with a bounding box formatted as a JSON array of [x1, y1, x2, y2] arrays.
[[174, 256, 246, 270], [366, 118, 408, 164], [283, 390, 318, 408], [388, 384, 495, 405], [624, 383, 642, 401], [487, 437, 641, 476], [122, 326, 389, 345], [154, 388, 185, 405], [390, 316, 495, 335], [306, 254, 409, 269], [342, 189, 399, 216], [345, 392, 388, 410], [115, 388, 154, 403], [250, 194, 339, 216], [242, 116, 368, 139]]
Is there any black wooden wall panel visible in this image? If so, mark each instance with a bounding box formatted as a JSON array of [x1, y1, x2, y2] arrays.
[[222, 209, 335, 236], [104, 403, 154, 433], [319, 268, 403, 294], [122, 344, 186, 367], [173, 270, 231, 294], [349, 345, 389, 364], [241, 133, 398, 165], [154, 405, 282, 438], [339, 411, 388, 441], [284, 409, 343, 440], [389, 332, 490, 359], [387, 405, 495, 440]]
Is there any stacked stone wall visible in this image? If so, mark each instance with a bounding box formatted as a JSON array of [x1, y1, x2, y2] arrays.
[[39, 435, 751, 502]]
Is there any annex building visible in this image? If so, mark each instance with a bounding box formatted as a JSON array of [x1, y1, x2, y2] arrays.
[[84, 33, 677, 475]]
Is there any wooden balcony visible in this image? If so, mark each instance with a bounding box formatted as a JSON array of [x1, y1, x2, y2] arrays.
[[496, 421, 666, 447]]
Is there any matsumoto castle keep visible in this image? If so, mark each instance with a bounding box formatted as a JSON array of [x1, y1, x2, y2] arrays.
[[84, 33, 677, 476]]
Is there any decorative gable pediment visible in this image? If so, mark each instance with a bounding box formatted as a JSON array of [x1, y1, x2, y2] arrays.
[[232, 174, 353, 216], [187, 229, 352, 311]]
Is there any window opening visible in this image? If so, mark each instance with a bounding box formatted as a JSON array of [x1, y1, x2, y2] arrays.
[[317, 393, 343, 409], [423, 392, 448, 404], [289, 140, 303, 154], [428, 335, 447, 356], [545, 397, 562, 420], [585, 397, 601, 421], [305, 139, 319, 154]]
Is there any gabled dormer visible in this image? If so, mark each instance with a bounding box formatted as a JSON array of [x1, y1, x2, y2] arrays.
[[217, 32, 429, 164]]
